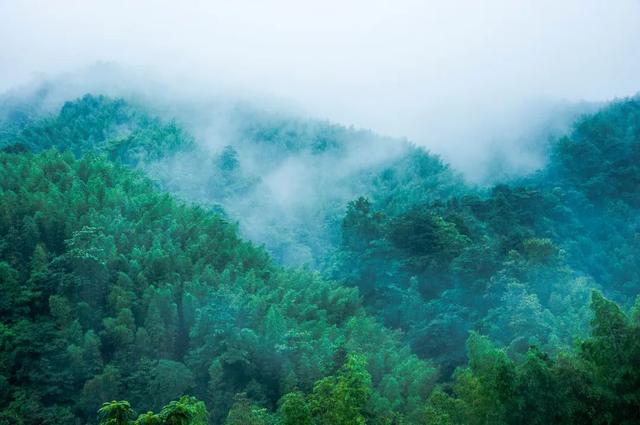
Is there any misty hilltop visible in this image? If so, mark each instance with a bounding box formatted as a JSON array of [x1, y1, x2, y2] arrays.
[[0, 90, 466, 266]]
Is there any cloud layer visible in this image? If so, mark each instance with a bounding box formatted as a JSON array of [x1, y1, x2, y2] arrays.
[[1, 0, 639, 177]]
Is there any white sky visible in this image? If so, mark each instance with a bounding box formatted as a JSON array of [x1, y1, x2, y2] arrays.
[[1, 0, 640, 177]]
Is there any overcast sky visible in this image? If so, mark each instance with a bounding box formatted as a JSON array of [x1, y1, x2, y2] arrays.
[[1, 0, 639, 176]]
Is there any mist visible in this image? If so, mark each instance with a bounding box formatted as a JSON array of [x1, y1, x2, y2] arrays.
[[2, 0, 639, 264], [3, 3, 640, 421], [1, 0, 639, 180]]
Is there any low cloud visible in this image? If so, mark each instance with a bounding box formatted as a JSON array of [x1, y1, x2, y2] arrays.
[[1, 0, 639, 180]]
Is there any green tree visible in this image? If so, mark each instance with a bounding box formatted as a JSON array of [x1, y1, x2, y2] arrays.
[[225, 393, 270, 425], [150, 360, 195, 410], [310, 354, 372, 425], [160, 396, 208, 425], [98, 400, 134, 425], [278, 391, 312, 425], [134, 411, 163, 425]]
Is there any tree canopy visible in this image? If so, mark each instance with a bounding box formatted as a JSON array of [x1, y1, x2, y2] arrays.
[[1, 92, 640, 424]]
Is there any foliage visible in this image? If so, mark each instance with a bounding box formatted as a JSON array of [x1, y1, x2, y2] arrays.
[[98, 396, 207, 425], [423, 291, 640, 425], [98, 400, 134, 425], [2, 91, 640, 424], [0, 150, 433, 424]]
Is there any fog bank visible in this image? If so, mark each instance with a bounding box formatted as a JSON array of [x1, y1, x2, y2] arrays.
[[1, 0, 639, 180]]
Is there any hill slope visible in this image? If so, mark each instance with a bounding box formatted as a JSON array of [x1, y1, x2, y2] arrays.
[[2, 91, 640, 424], [0, 94, 465, 266], [330, 96, 640, 372], [0, 150, 434, 424]]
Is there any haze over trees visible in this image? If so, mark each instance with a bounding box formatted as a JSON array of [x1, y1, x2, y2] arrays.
[[1, 89, 640, 424]]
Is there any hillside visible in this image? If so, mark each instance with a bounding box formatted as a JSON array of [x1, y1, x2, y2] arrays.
[[0, 150, 436, 424], [0, 94, 465, 266], [1, 92, 640, 424], [330, 96, 640, 372]]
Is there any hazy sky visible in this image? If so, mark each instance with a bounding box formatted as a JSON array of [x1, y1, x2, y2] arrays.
[[1, 0, 640, 176]]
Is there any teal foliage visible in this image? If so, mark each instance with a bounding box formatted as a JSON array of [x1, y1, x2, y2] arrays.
[[1, 91, 640, 424], [0, 94, 193, 165]]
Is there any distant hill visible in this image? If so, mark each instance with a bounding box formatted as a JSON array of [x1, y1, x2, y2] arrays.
[[0, 94, 465, 266]]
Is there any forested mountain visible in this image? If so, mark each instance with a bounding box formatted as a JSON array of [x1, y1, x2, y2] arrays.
[[0, 91, 639, 424], [0, 150, 435, 424], [330, 97, 640, 373], [1, 94, 464, 266]]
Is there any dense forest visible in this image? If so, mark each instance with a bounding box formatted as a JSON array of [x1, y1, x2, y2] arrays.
[[0, 91, 639, 424]]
